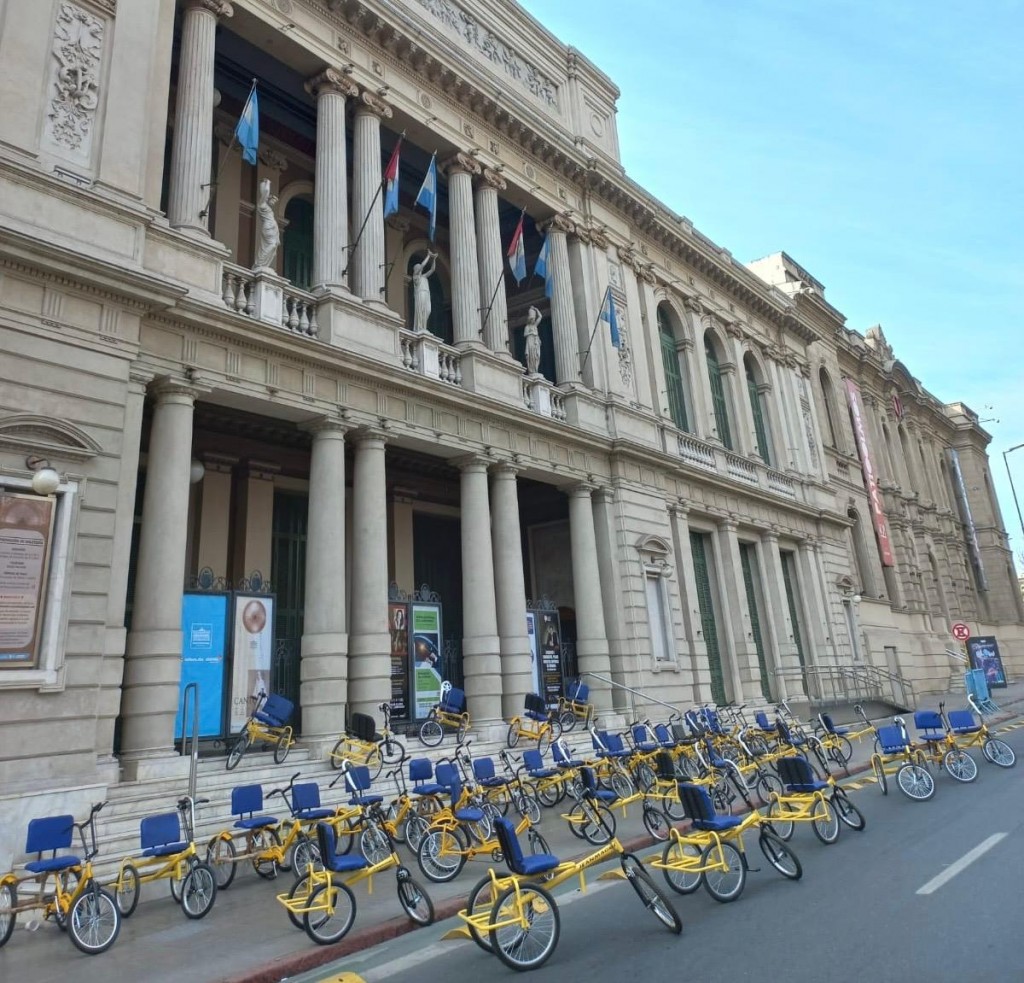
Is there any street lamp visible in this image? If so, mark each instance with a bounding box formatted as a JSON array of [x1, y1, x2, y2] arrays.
[[1002, 443, 1024, 550]]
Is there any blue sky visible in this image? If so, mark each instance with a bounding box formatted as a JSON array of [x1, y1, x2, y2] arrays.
[[517, 0, 1024, 557]]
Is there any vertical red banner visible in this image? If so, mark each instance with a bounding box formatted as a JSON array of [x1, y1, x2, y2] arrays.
[[844, 379, 895, 567]]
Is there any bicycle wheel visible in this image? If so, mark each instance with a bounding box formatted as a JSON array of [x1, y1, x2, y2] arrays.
[[661, 839, 702, 894], [466, 875, 500, 952], [250, 827, 281, 879], [360, 824, 392, 866], [0, 881, 15, 948], [759, 828, 802, 880], [621, 854, 682, 933], [180, 863, 217, 919], [274, 729, 291, 765], [634, 762, 657, 793], [226, 732, 250, 771], [754, 769, 784, 808], [811, 798, 840, 844], [828, 746, 851, 777], [746, 734, 770, 758], [872, 756, 888, 795], [366, 747, 384, 782], [417, 828, 466, 883], [506, 723, 521, 749], [897, 763, 935, 801], [285, 873, 314, 930], [559, 709, 577, 732], [535, 780, 561, 809], [528, 828, 552, 857], [290, 834, 321, 875], [537, 727, 554, 755], [405, 814, 429, 852], [832, 788, 866, 831], [329, 738, 347, 770], [701, 842, 746, 903], [68, 885, 120, 955], [381, 736, 406, 766], [766, 800, 795, 841], [642, 801, 671, 842], [662, 787, 686, 822], [114, 861, 140, 916], [983, 739, 1016, 768], [834, 735, 854, 762], [456, 715, 470, 742], [490, 883, 560, 972], [304, 882, 356, 945], [397, 871, 434, 926], [580, 802, 616, 845], [609, 769, 634, 800], [206, 836, 237, 890], [419, 715, 443, 747], [943, 749, 978, 783]]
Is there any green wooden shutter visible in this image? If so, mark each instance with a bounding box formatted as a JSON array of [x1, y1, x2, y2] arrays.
[[690, 531, 726, 704], [705, 341, 733, 450], [739, 543, 772, 700], [746, 366, 772, 465], [658, 310, 689, 431], [283, 198, 315, 291], [780, 550, 807, 669]]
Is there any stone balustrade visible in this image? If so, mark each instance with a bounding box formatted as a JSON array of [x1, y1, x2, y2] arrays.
[[221, 263, 318, 337], [399, 329, 462, 387], [677, 433, 717, 471], [766, 468, 797, 497], [725, 451, 759, 485]]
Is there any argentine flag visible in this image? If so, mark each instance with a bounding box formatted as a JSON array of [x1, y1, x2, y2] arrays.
[[534, 234, 552, 297], [600, 286, 622, 349], [507, 212, 526, 284], [415, 154, 438, 241], [235, 83, 259, 166], [383, 139, 401, 218]]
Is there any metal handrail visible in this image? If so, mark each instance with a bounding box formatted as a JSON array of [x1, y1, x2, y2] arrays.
[[579, 670, 680, 722], [769, 663, 915, 711], [179, 682, 200, 803]]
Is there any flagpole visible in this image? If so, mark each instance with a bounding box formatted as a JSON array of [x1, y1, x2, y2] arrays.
[[343, 134, 403, 278], [479, 206, 526, 336], [579, 287, 610, 378], [200, 78, 256, 222]]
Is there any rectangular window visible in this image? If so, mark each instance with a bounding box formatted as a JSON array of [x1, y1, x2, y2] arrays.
[[690, 531, 727, 703], [645, 570, 674, 664]]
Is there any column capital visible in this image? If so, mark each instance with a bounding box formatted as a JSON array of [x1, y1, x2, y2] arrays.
[[593, 486, 615, 505], [354, 89, 393, 120], [454, 453, 491, 474], [540, 212, 575, 236], [477, 166, 507, 192], [565, 482, 595, 499], [350, 426, 388, 448], [129, 363, 155, 391], [764, 528, 780, 543], [184, 0, 233, 17], [441, 152, 482, 177], [668, 500, 690, 518], [720, 517, 739, 532], [305, 68, 359, 99], [149, 375, 203, 406], [489, 459, 522, 478], [300, 415, 352, 439]]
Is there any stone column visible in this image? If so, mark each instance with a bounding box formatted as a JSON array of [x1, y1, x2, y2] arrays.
[[120, 379, 199, 766], [351, 91, 393, 306], [474, 168, 510, 353], [442, 153, 483, 345], [300, 420, 350, 742], [545, 215, 580, 386], [714, 519, 754, 702], [459, 457, 502, 721], [305, 69, 359, 293], [490, 463, 531, 719], [567, 484, 612, 709], [729, 329, 758, 457], [767, 358, 800, 471], [167, 0, 233, 233], [593, 487, 629, 710], [348, 430, 390, 718], [685, 299, 717, 441], [667, 504, 705, 704], [800, 539, 834, 663], [760, 530, 794, 700]]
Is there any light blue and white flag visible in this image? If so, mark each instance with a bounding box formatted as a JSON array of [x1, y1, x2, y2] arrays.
[[600, 286, 621, 349], [415, 153, 438, 241], [235, 82, 259, 166], [534, 234, 552, 297]]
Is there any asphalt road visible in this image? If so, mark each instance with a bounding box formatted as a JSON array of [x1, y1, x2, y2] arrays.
[[312, 728, 1024, 983]]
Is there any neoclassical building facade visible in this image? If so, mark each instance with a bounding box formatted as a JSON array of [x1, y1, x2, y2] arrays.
[[0, 0, 1020, 828]]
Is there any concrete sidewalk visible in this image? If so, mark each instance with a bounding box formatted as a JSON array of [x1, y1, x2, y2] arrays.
[[3, 679, 1022, 983]]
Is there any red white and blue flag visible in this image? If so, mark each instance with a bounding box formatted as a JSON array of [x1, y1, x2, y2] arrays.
[[507, 211, 526, 284], [383, 139, 401, 218]]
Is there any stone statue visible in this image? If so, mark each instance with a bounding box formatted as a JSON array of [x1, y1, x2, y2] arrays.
[[253, 178, 280, 270], [411, 250, 437, 332], [524, 305, 542, 375]]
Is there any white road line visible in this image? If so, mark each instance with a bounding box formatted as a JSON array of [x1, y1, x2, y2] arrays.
[[916, 832, 1007, 895]]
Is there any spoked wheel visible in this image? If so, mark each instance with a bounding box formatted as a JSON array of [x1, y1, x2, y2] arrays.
[[633, 763, 657, 794], [0, 881, 16, 948], [872, 756, 888, 795], [366, 748, 384, 782], [396, 870, 434, 926], [68, 885, 121, 955], [642, 802, 671, 842], [386, 803, 408, 845], [419, 715, 443, 748], [285, 873, 314, 930], [754, 769, 784, 807], [831, 788, 866, 831], [833, 735, 854, 762], [759, 828, 802, 880], [701, 842, 746, 903], [621, 854, 682, 933], [490, 882, 560, 971], [226, 732, 250, 771], [559, 710, 577, 732], [608, 769, 634, 800], [360, 824, 393, 866], [466, 875, 501, 952], [811, 798, 840, 844], [577, 802, 616, 845], [274, 729, 292, 765], [417, 828, 466, 883], [457, 716, 470, 743], [528, 829, 552, 859], [290, 834, 321, 875], [51, 869, 79, 931], [766, 800, 796, 841], [828, 746, 851, 777], [250, 828, 281, 879], [405, 815, 430, 853], [943, 749, 978, 783], [206, 836, 237, 890], [983, 739, 1016, 768], [114, 862, 140, 917], [304, 883, 356, 945], [897, 763, 936, 800], [513, 789, 542, 825], [180, 863, 217, 919], [381, 737, 406, 766], [661, 839, 702, 894]]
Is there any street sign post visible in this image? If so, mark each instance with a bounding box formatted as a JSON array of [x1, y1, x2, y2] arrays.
[[951, 622, 971, 642]]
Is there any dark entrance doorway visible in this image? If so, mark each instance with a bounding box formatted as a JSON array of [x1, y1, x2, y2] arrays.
[[413, 512, 463, 688]]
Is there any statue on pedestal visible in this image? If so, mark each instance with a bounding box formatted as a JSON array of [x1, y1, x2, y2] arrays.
[[253, 178, 280, 270], [524, 305, 542, 375], [411, 250, 437, 332]]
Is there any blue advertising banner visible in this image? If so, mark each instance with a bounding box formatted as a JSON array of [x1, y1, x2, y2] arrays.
[[176, 592, 229, 738]]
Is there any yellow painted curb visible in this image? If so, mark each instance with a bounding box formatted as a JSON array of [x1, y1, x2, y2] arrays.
[[442, 927, 472, 941]]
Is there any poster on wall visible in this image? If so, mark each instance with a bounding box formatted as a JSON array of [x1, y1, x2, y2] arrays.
[[229, 593, 275, 731], [0, 492, 55, 669], [176, 592, 228, 738], [967, 635, 1007, 689], [526, 612, 542, 697], [411, 602, 443, 718], [388, 602, 411, 719], [537, 610, 564, 709]]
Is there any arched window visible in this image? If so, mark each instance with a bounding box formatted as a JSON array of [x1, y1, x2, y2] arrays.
[[406, 251, 451, 343], [744, 354, 772, 465], [705, 334, 733, 450], [819, 367, 840, 448], [898, 426, 917, 493], [847, 507, 876, 597], [282, 196, 314, 290], [657, 304, 689, 432]]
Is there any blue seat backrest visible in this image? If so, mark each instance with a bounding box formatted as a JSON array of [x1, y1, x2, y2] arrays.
[[579, 766, 598, 793], [604, 733, 626, 754], [820, 713, 837, 733], [876, 725, 908, 752], [914, 710, 944, 733], [631, 725, 649, 746], [776, 718, 794, 743], [346, 765, 372, 794], [292, 782, 322, 813], [567, 681, 589, 703], [654, 723, 672, 744], [524, 692, 547, 716], [492, 817, 527, 875], [261, 693, 294, 725], [676, 783, 716, 823], [552, 741, 570, 766], [522, 748, 545, 772], [26, 815, 74, 856], [315, 821, 338, 865], [592, 730, 610, 752], [409, 758, 434, 783], [684, 710, 703, 736], [347, 712, 377, 742], [704, 708, 723, 734], [755, 711, 771, 730], [434, 762, 457, 787], [141, 812, 181, 850], [776, 756, 814, 787], [441, 687, 465, 713], [948, 710, 976, 730], [232, 784, 265, 816], [655, 751, 676, 781], [473, 757, 497, 782]]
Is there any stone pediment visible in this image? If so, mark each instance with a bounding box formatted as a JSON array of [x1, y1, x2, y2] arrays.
[[0, 414, 101, 462]]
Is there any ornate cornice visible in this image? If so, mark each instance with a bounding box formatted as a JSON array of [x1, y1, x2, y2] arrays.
[[304, 67, 359, 98], [541, 212, 575, 236], [355, 89, 393, 119], [441, 151, 482, 176], [478, 166, 507, 192], [185, 0, 233, 17]]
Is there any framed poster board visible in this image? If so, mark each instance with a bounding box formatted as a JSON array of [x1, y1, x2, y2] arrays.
[[535, 609, 564, 709], [410, 602, 443, 719], [0, 492, 55, 669], [967, 636, 1007, 689], [176, 592, 229, 738], [526, 612, 542, 697], [229, 593, 275, 731], [389, 601, 411, 719]]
